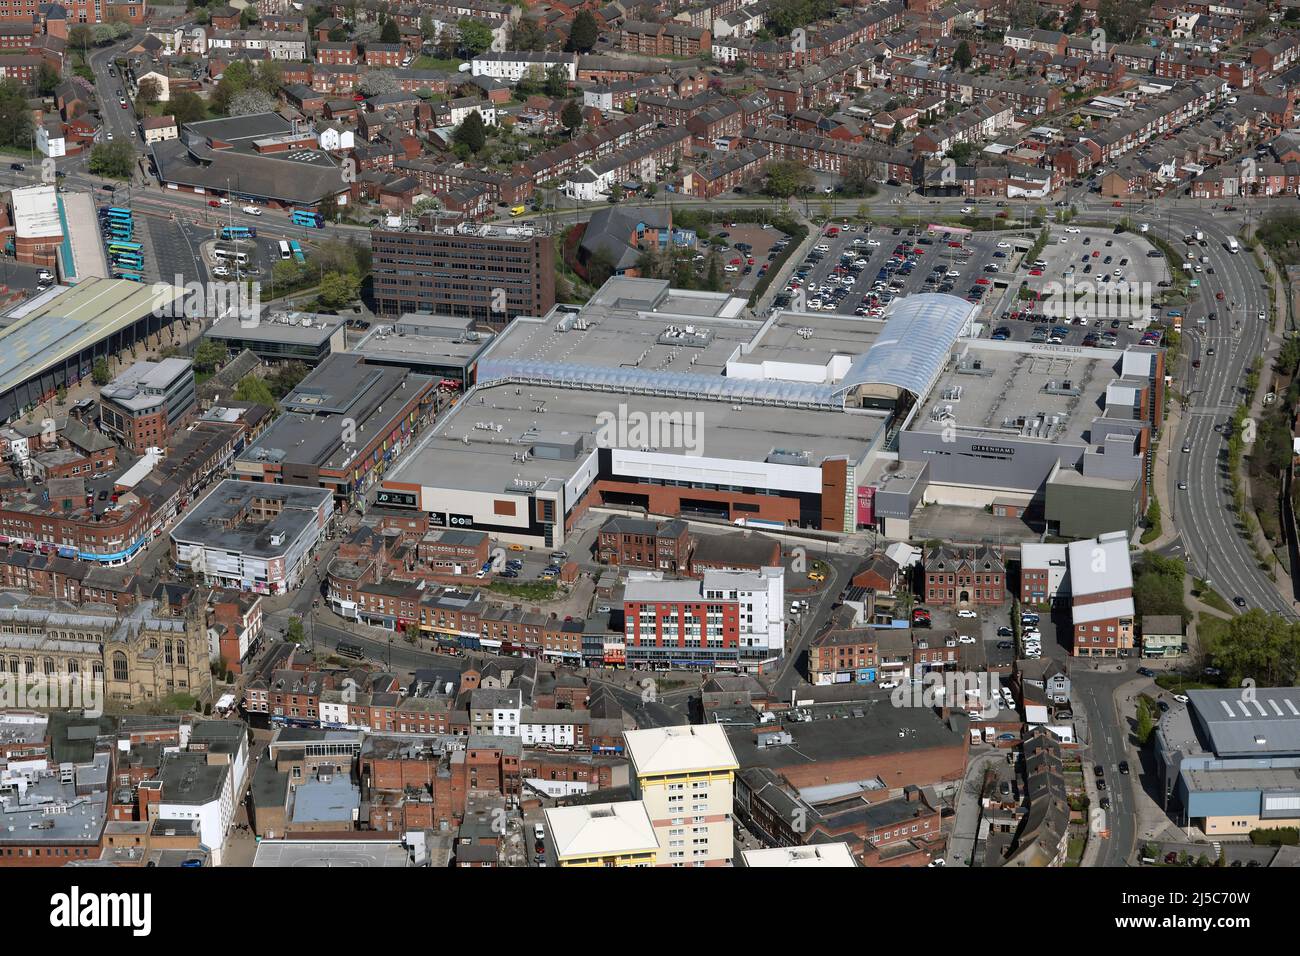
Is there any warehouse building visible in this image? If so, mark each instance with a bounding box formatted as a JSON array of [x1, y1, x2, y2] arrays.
[[1155, 687, 1300, 836]]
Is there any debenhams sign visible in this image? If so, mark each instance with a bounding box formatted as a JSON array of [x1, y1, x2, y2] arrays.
[[970, 443, 1015, 457]]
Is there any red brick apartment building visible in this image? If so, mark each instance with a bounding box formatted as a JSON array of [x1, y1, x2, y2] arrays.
[[315, 41, 358, 65], [596, 515, 691, 571], [922, 544, 1006, 605]]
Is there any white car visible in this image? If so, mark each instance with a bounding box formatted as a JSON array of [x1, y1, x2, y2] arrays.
[[1066, 227, 1081, 234], [997, 241, 1011, 248], [724, 265, 739, 273], [37, 269, 53, 283], [957, 635, 976, 644], [878, 680, 899, 690], [960, 206, 972, 214], [866, 239, 881, 247], [242, 205, 262, 216], [218, 197, 232, 206], [1172, 694, 1189, 703], [105, 130, 114, 141], [957, 609, 977, 619]]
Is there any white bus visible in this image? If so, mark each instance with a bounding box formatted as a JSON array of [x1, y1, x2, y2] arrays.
[[212, 243, 250, 266], [278, 240, 292, 260]]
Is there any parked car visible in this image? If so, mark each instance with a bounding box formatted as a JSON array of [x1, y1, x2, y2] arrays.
[[957, 609, 977, 619]]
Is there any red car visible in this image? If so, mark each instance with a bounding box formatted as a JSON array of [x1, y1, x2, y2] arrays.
[[729, 257, 741, 265], [1092, 250, 1100, 257], [1029, 269, 1043, 276], [1112, 201, 1124, 207], [975, 277, 990, 285], [1215, 291, 1225, 300], [746, 257, 755, 265], [947, 241, 962, 248], [208, 200, 221, 207]]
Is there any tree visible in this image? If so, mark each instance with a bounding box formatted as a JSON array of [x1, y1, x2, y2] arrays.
[[512, 16, 547, 52], [136, 77, 162, 108], [234, 374, 277, 409], [285, 615, 306, 644], [1133, 553, 1189, 623], [1009, 0, 1037, 28], [227, 87, 276, 116], [36, 62, 59, 97], [946, 141, 977, 166], [357, 70, 399, 97], [193, 340, 227, 374], [1098, 0, 1149, 43], [890, 119, 904, 145], [268, 361, 309, 399], [458, 18, 494, 57], [586, 249, 616, 287], [763, 160, 812, 198], [317, 270, 361, 310], [420, 13, 437, 40], [92, 358, 111, 385], [544, 63, 569, 99], [68, 24, 93, 54], [560, 98, 583, 135], [566, 9, 599, 52], [380, 19, 400, 43], [954, 40, 972, 72], [841, 157, 879, 197], [88, 141, 136, 179], [168, 90, 208, 127], [453, 109, 486, 154], [0, 79, 32, 150]]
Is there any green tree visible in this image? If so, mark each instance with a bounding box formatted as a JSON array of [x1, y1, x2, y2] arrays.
[[285, 615, 306, 644], [234, 374, 277, 409], [0, 79, 33, 150], [88, 141, 136, 179], [317, 270, 361, 309], [566, 9, 599, 52], [560, 98, 583, 135], [453, 109, 487, 154], [380, 19, 400, 43], [954, 40, 972, 72], [168, 90, 208, 127], [544, 63, 569, 98], [763, 160, 812, 198], [193, 340, 227, 374], [512, 16, 547, 51], [36, 62, 59, 97], [92, 358, 111, 385], [458, 18, 494, 56]]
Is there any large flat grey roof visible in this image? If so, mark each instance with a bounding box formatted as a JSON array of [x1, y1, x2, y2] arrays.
[[207, 311, 345, 346], [170, 479, 331, 556], [253, 839, 411, 867], [1190, 687, 1300, 757], [910, 340, 1125, 447], [385, 380, 888, 494]]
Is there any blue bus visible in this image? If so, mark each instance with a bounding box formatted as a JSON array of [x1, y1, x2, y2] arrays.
[[106, 223, 134, 237], [104, 207, 133, 223], [289, 239, 305, 263], [220, 226, 255, 240], [113, 254, 144, 270], [291, 210, 323, 228], [107, 241, 143, 254], [115, 271, 144, 282]]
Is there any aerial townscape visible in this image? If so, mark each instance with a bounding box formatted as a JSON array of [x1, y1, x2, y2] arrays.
[[0, 0, 1298, 917]]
